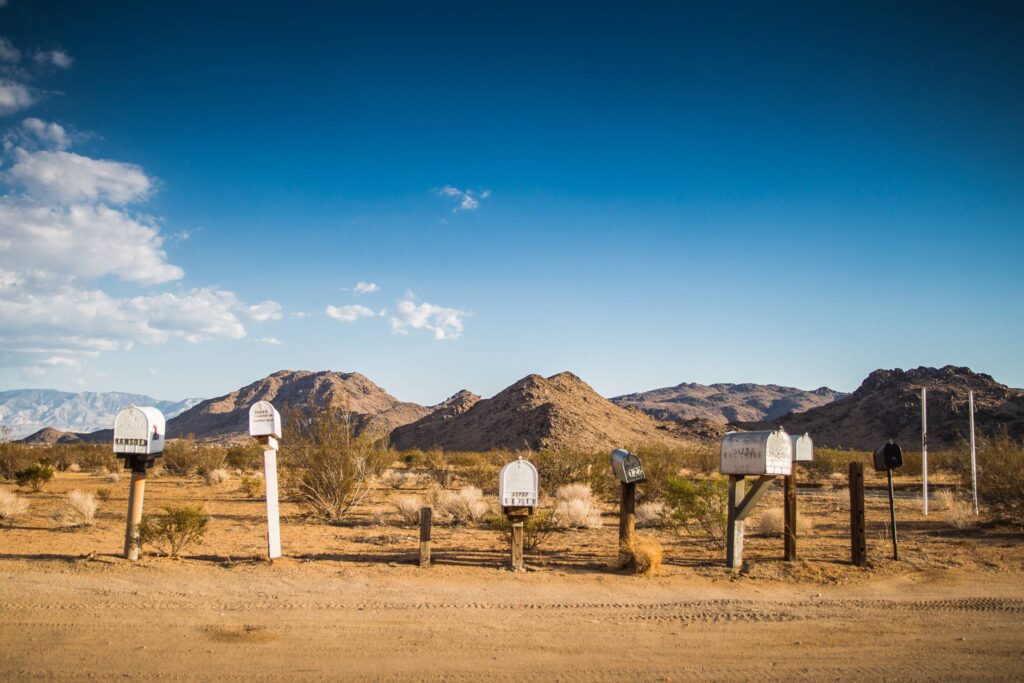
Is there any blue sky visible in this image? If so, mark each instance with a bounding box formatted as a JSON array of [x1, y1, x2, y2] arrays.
[[0, 1, 1021, 404]]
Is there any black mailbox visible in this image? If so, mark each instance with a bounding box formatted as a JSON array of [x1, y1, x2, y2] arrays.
[[873, 441, 903, 472]]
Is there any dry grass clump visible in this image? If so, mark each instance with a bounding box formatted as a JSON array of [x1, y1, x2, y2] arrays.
[[95, 487, 113, 502], [381, 469, 417, 489], [554, 483, 602, 529], [629, 537, 663, 576], [933, 488, 956, 510], [51, 490, 97, 529], [943, 497, 977, 530], [431, 486, 490, 526], [636, 501, 667, 528], [754, 506, 813, 535], [105, 470, 121, 484], [0, 490, 30, 525], [394, 495, 424, 526], [202, 468, 231, 486], [67, 463, 81, 473]]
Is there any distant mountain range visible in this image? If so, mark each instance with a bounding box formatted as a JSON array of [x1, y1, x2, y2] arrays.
[[6, 366, 1022, 452], [611, 382, 847, 423], [0, 389, 202, 440]]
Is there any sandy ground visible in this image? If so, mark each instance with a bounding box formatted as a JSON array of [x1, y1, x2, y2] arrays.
[[2, 470, 1023, 680]]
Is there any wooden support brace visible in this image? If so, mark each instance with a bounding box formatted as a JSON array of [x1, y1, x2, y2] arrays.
[[734, 475, 775, 521]]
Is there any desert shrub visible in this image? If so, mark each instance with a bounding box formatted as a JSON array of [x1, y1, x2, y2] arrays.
[[632, 445, 711, 501], [754, 506, 813, 536], [457, 463, 501, 493], [491, 506, 559, 552], [380, 468, 410, 489], [138, 504, 210, 557], [280, 402, 389, 522], [0, 444, 37, 480], [421, 450, 457, 489], [239, 474, 262, 498], [627, 537, 663, 576], [95, 486, 113, 502], [636, 500, 668, 529], [15, 463, 54, 492], [202, 468, 230, 486], [51, 490, 97, 529], [162, 437, 226, 477], [71, 444, 119, 472], [431, 486, 490, 526], [532, 449, 605, 497], [662, 476, 729, 548], [225, 444, 263, 470], [958, 432, 1024, 518], [106, 470, 121, 483], [804, 449, 871, 479], [0, 490, 29, 525], [554, 483, 602, 529], [394, 495, 424, 526], [67, 463, 81, 473], [933, 488, 956, 511]]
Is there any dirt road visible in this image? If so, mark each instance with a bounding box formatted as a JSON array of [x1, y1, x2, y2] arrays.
[[2, 558, 1023, 681]]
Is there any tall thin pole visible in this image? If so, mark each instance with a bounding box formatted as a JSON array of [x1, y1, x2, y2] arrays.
[[969, 390, 978, 515], [887, 468, 899, 561], [921, 387, 928, 515]]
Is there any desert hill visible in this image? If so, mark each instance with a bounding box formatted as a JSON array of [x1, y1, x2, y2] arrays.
[[737, 365, 1024, 450], [612, 382, 846, 423], [389, 390, 481, 451], [19, 427, 82, 445], [165, 370, 430, 440], [390, 372, 701, 452]]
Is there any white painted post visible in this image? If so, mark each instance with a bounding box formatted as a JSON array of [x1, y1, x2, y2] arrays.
[[969, 390, 978, 515], [921, 387, 928, 516], [263, 437, 282, 559]]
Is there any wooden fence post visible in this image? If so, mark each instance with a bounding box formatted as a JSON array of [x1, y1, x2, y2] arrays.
[[510, 521, 525, 571], [419, 506, 432, 568], [618, 481, 637, 568], [849, 461, 867, 567], [784, 470, 797, 561]]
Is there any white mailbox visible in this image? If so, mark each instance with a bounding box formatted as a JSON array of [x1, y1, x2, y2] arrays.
[[720, 429, 792, 476], [248, 400, 282, 439], [791, 433, 813, 462], [112, 406, 166, 456], [499, 457, 539, 508]]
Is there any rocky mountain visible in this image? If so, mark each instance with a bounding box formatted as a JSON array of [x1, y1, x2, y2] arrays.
[[0, 389, 202, 440], [20, 427, 82, 445], [737, 366, 1024, 450], [611, 382, 846, 423], [165, 370, 431, 440], [390, 372, 703, 452]]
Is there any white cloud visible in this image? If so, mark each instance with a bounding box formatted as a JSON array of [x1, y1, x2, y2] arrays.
[[0, 197, 183, 284], [20, 117, 69, 149], [0, 38, 20, 63], [245, 300, 283, 321], [353, 280, 379, 295], [325, 304, 378, 322], [256, 337, 284, 345], [0, 80, 34, 116], [34, 49, 72, 69], [437, 185, 490, 212], [389, 297, 467, 340], [5, 148, 152, 204], [289, 311, 310, 319]]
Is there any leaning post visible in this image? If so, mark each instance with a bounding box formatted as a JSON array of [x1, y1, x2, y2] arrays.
[[113, 406, 166, 561]]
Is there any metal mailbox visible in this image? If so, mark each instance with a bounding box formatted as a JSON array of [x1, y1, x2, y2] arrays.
[[499, 457, 539, 508], [720, 429, 793, 476], [248, 400, 282, 439], [113, 406, 166, 471], [790, 433, 813, 462], [873, 441, 903, 472], [610, 448, 646, 484]]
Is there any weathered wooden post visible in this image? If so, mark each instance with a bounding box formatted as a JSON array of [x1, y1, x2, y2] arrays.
[[785, 433, 814, 561], [248, 401, 282, 559], [610, 448, 645, 568], [113, 406, 166, 561], [849, 461, 867, 567], [720, 429, 793, 569], [873, 441, 904, 561], [419, 506, 432, 568], [499, 456, 538, 572]]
